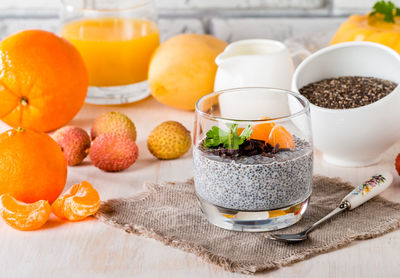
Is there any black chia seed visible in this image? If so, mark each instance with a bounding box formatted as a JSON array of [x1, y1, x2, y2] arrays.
[[299, 76, 397, 109]]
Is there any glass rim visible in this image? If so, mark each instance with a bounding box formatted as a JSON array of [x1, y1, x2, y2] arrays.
[[195, 87, 310, 123], [60, 0, 154, 12]]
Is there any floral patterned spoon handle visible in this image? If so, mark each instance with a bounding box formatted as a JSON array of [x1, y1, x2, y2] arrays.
[[341, 171, 393, 210], [266, 172, 393, 242]]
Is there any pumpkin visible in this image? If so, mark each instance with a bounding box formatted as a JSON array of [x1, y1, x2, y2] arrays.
[[330, 14, 400, 53]]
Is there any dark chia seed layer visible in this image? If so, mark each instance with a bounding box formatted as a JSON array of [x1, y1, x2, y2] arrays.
[[299, 76, 397, 109], [193, 137, 313, 211]]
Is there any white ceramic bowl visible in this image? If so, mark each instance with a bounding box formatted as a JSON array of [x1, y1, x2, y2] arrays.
[[292, 42, 400, 167]]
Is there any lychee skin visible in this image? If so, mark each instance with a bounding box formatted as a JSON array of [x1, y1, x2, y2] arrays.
[[52, 126, 91, 166], [147, 121, 191, 160], [91, 111, 136, 141], [89, 133, 139, 172]]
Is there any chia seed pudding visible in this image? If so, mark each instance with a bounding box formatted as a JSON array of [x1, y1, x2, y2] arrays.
[[193, 137, 313, 211]]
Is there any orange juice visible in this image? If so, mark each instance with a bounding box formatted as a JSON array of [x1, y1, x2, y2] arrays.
[[61, 18, 160, 86]]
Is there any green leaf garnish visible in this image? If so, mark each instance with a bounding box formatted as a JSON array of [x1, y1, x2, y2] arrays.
[[239, 125, 253, 139], [204, 124, 252, 150], [370, 1, 399, 23]]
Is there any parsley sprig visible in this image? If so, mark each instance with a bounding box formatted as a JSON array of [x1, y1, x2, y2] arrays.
[[370, 1, 400, 23], [204, 124, 252, 150]]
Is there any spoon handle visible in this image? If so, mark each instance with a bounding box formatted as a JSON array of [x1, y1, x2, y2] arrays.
[[341, 171, 393, 210], [306, 172, 393, 234], [305, 202, 349, 234]]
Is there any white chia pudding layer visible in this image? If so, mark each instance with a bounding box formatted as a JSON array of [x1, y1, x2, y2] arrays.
[[193, 138, 313, 211]]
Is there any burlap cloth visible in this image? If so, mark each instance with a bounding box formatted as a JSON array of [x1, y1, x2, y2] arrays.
[[96, 176, 400, 274]]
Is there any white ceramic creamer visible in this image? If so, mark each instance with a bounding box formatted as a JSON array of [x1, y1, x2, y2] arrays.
[[215, 39, 300, 119], [214, 39, 295, 91]]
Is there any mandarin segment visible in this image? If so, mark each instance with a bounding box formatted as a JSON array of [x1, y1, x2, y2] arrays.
[[0, 194, 51, 231], [267, 125, 295, 149], [249, 121, 275, 142], [239, 117, 275, 142], [52, 181, 100, 221], [51, 183, 79, 219]]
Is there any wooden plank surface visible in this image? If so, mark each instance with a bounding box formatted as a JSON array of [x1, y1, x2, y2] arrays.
[[0, 96, 399, 278]]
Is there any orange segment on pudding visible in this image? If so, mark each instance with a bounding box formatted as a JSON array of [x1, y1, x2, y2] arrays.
[[52, 181, 100, 221], [249, 121, 276, 142], [237, 117, 276, 141], [268, 125, 295, 149], [0, 194, 51, 231]]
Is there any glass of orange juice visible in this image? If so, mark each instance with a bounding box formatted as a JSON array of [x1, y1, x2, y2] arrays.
[[60, 0, 160, 104]]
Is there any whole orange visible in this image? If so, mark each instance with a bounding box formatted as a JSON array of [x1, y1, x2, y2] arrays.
[[0, 128, 67, 203], [0, 30, 88, 132]]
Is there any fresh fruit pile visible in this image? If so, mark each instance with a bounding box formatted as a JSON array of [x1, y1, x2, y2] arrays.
[[0, 127, 100, 231], [0, 112, 191, 230], [51, 112, 191, 171], [90, 111, 139, 172], [0, 28, 200, 232], [51, 111, 139, 172], [203, 119, 295, 157]]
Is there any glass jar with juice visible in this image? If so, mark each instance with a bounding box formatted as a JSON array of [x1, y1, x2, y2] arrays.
[[60, 0, 160, 104]]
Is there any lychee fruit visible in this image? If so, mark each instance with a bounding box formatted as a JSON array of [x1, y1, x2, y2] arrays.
[[89, 133, 139, 172], [147, 121, 191, 160], [91, 111, 136, 141], [52, 126, 91, 166]]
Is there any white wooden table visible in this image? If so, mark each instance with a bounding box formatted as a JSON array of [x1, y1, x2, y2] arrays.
[[0, 96, 399, 278]]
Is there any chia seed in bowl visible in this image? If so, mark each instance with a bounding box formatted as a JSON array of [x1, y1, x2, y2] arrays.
[[299, 76, 397, 109], [193, 136, 313, 211]]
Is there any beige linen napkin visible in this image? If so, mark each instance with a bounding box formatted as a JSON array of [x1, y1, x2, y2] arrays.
[[96, 176, 400, 274]]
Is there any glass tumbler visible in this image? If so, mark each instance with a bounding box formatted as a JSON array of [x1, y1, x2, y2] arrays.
[[60, 0, 160, 104], [194, 87, 314, 232]]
